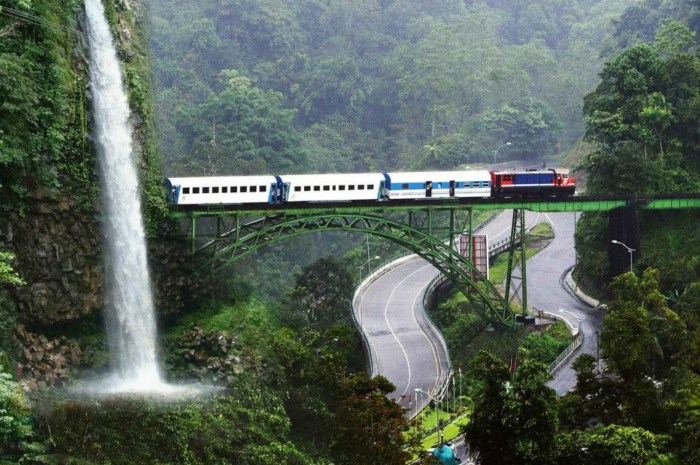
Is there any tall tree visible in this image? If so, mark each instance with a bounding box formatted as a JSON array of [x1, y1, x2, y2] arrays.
[[557, 424, 660, 465], [463, 351, 559, 465], [331, 374, 409, 465], [172, 70, 307, 175], [284, 256, 355, 331]]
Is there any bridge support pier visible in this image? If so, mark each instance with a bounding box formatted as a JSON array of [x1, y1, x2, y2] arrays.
[[505, 208, 527, 316]]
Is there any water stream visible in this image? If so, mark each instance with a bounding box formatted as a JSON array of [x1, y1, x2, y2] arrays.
[[85, 0, 164, 391]]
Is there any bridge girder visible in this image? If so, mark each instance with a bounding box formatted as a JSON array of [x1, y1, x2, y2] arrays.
[[187, 211, 516, 327]]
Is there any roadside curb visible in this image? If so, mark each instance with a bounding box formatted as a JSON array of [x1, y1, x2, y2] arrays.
[[564, 266, 601, 308]]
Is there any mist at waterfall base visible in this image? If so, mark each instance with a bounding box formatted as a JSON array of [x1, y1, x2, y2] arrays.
[[74, 0, 203, 396]]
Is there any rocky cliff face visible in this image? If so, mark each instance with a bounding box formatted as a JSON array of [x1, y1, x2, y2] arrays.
[[6, 190, 104, 325]]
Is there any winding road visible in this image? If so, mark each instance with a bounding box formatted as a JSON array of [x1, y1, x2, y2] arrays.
[[353, 210, 549, 414], [354, 209, 606, 421], [525, 212, 605, 394]]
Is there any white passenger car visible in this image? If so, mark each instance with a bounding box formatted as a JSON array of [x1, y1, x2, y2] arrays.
[[383, 170, 492, 199], [282, 173, 385, 202], [166, 175, 281, 205]]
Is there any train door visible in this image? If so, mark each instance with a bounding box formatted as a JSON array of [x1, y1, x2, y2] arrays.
[[449, 180, 456, 197], [425, 180, 432, 197], [378, 180, 387, 200], [270, 176, 289, 203], [166, 182, 181, 204]]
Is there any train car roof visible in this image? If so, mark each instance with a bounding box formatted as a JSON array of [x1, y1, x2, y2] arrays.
[[280, 173, 384, 181], [385, 170, 491, 181], [492, 168, 570, 175], [167, 175, 278, 184]]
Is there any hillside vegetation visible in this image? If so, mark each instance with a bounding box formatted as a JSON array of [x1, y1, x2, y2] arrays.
[[147, 0, 634, 175]]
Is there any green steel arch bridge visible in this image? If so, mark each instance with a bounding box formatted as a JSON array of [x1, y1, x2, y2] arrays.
[[169, 194, 700, 328]]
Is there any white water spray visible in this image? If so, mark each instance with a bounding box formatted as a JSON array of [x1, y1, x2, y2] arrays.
[[85, 0, 165, 391]]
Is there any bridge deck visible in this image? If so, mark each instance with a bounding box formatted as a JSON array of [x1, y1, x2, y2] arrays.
[[169, 193, 700, 218]]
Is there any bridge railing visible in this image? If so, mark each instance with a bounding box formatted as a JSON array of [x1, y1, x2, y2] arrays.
[[549, 332, 583, 372]]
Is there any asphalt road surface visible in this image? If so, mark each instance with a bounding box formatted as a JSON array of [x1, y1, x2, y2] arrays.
[[524, 212, 606, 394]]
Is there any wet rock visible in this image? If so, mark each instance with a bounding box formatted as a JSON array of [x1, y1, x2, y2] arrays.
[[15, 325, 84, 391]]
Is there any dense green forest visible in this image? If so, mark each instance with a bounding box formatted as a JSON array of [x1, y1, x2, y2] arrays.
[[2, 0, 700, 464], [147, 0, 634, 176]]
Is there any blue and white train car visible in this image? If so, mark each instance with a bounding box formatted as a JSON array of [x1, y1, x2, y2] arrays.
[[283, 173, 385, 202], [383, 170, 492, 199], [166, 175, 282, 205]]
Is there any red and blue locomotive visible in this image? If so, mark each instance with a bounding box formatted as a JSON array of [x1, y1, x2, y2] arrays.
[[490, 168, 575, 198]]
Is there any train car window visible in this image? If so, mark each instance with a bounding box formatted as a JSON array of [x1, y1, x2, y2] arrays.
[[212, 187, 219, 194], [304, 186, 311, 192], [222, 187, 228, 193], [250, 186, 257, 193], [183, 187, 190, 194], [403, 183, 409, 189], [260, 185, 267, 192], [241, 186, 248, 193], [192, 187, 200, 194], [231, 186, 237, 193], [349, 185, 355, 190], [339, 185, 346, 191], [314, 186, 320, 191], [332, 186, 337, 191], [358, 185, 365, 190], [202, 187, 210, 194], [294, 186, 301, 192], [368, 184, 374, 190], [323, 185, 330, 191]]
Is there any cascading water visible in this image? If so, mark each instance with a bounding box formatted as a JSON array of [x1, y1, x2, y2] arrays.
[[84, 0, 164, 391]]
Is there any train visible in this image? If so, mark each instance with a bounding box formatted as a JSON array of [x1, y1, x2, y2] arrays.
[[165, 168, 575, 206]]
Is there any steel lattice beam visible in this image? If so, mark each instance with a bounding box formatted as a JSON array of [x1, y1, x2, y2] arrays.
[[197, 212, 516, 327], [504, 208, 527, 316]]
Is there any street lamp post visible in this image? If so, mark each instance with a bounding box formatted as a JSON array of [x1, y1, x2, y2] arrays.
[[491, 142, 512, 165], [415, 387, 443, 442], [458, 367, 462, 412], [611, 239, 635, 272], [358, 255, 381, 280]]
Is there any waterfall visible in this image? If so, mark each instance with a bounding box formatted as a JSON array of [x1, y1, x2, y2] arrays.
[[85, 0, 164, 391]]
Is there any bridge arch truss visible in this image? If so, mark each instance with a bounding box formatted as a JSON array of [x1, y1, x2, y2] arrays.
[[175, 208, 517, 327]]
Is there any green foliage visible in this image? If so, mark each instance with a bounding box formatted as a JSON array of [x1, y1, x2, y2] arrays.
[[520, 321, 572, 365], [669, 410, 700, 465], [678, 281, 700, 329], [0, 252, 23, 287], [331, 374, 410, 465], [558, 424, 660, 465], [149, 0, 633, 174], [35, 380, 318, 465], [0, 372, 33, 459], [0, 0, 96, 210], [579, 34, 700, 229], [170, 69, 306, 176], [634, 211, 700, 293], [282, 256, 355, 331], [476, 98, 561, 161], [603, 269, 687, 382], [464, 352, 559, 465]]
